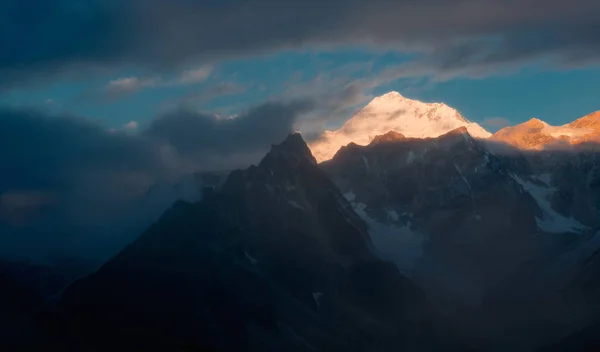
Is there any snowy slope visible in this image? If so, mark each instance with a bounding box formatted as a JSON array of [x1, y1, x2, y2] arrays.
[[309, 91, 491, 162], [490, 113, 600, 150]]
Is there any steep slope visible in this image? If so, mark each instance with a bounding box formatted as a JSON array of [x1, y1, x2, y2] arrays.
[[490, 111, 600, 150], [321, 127, 597, 350], [309, 91, 491, 162], [61, 133, 436, 352], [568, 111, 600, 135]]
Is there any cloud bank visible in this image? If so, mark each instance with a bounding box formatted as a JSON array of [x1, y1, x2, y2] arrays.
[[2, 0, 600, 87]]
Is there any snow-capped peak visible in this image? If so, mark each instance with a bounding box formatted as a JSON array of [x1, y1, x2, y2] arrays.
[[490, 112, 600, 150], [368, 91, 406, 103], [308, 92, 491, 162]]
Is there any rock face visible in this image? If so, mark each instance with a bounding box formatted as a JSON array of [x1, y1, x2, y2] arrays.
[[61, 133, 436, 351], [322, 127, 542, 277], [308, 92, 491, 162], [321, 127, 600, 350]]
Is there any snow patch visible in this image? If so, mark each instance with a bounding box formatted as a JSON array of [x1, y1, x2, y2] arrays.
[[534, 173, 553, 185], [543, 125, 594, 139], [362, 155, 370, 171], [406, 151, 416, 164], [453, 163, 472, 190], [264, 184, 275, 194], [351, 202, 424, 274], [343, 191, 356, 202], [386, 208, 399, 222], [245, 252, 258, 265], [461, 132, 470, 143], [511, 174, 588, 233], [288, 200, 305, 210], [312, 292, 323, 307]]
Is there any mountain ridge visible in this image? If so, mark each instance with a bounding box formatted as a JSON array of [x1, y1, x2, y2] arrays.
[[307, 91, 600, 161], [308, 91, 491, 162], [489, 111, 600, 150], [14, 129, 600, 351]]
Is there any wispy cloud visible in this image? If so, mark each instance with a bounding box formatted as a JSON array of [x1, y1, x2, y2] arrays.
[[104, 65, 213, 99], [106, 77, 161, 98], [124, 120, 138, 130], [484, 117, 511, 128], [173, 66, 213, 85], [156, 81, 247, 114]]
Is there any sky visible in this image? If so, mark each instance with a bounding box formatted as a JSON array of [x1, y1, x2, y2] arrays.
[[2, 0, 600, 261]]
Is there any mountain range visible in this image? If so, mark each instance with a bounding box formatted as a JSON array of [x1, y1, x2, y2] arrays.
[[3, 92, 600, 351]]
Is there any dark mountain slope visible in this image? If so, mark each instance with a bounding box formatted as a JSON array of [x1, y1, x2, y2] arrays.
[[321, 128, 600, 350], [61, 133, 436, 351], [0, 273, 65, 351]]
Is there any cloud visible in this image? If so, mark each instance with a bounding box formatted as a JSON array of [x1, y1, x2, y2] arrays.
[[192, 81, 246, 102], [0, 107, 169, 204], [0, 99, 318, 262], [0, 100, 314, 227], [270, 65, 376, 139], [106, 76, 161, 98], [124, 121, 138, 130], [173, 66, 213, 85], [0, 191, 59, 227], [163, 81, 247, 112], [103, 65, 213, 99], [484, 117, 511, 128], [145, 99, 314, 164], [2, 0, 600, 87]]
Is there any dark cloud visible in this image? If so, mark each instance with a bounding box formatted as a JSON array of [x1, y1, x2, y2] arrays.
[[146, 99, 314, 159], [0, 99, 314, 262], [0, 108, 168, 226], [0, 107, 171, 262], [0, 99, 313, 222], [0, 108, 162, 191], [2, 0, 600, 87]]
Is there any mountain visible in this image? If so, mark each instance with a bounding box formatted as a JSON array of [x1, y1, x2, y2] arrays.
[[61, 133, 439, 351], [321, 127, 599, 350], [0, 273, 64, 351], [308, 92, 491, 162], [490, 111, 600, 150], [19, 102, 600, 350]]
